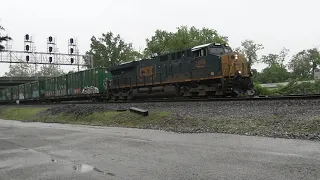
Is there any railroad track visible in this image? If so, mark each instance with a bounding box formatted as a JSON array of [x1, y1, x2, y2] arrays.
[[38, 94, 320, 105], [2, 94, 320, 106]]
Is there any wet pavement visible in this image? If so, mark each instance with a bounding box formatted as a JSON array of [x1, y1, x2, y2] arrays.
[[0, 119, 319, 180]]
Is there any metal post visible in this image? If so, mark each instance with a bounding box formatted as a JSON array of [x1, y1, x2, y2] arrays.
[[90, 54, 94, 68]]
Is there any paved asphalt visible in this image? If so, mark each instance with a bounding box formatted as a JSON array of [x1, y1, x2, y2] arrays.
[[0, 119, 319, 180]]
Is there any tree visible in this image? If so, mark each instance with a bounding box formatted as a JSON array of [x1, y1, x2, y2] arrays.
[[85, 32, 142, 68], [288, 48, 320, 80], [254, 64, 290, 83], [5, 61, 64, 77], [35, 64, 64, 77], [254, 48, 290, 83], [0, 25, 12, 51], [4, 60, 34, 77], [307, 48, 320, 78], [260, 47, 289, 67], [235, 40, 264, 67], [144, 25, 228, 57], [144, 30, 173, 57]]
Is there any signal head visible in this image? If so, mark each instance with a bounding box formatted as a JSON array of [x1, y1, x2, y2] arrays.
[[25, 45, 30, 51], [25, 34, 29, 41]]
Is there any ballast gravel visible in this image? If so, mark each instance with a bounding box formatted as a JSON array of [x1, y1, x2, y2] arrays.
[[41, 99, 320, 141]]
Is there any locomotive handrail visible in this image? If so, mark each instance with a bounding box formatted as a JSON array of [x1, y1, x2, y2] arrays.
[[223, 61, 229, 77], [229, 61, 235, 79]]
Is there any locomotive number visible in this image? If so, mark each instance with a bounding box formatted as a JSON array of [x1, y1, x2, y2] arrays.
[[195, 59, 206, 69], [140, 66, 154, 76]]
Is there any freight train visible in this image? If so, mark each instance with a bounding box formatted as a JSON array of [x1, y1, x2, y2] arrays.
[[0, 42, 255, 104]]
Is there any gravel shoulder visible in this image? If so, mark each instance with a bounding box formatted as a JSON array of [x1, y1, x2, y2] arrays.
[[0, 99, 319, 141]]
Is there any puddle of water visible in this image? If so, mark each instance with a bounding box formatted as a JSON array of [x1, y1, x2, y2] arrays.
[[73, 164, 94, 173], [72, 164, 116, 176]]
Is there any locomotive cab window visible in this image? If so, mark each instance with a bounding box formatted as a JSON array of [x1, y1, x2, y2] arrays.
[[209, 47, 225, 55], [224, 47, 232, 53], [193, 48, 207, 58]]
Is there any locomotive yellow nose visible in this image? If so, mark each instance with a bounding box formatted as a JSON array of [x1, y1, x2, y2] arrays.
[[221, 53, 245, 77]]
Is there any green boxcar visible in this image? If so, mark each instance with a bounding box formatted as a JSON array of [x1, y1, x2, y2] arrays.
[[0, 89, 5, 101], [12, 86, 19, 100], [67, 67, 111, 95], [44, 77, 55, 97], [24, 82, 33, 100], [0, 88, 13, 101], [67, 71, 82, 95], [31, 80, 45, 98], [42, 67, 112, 98], [18, 84, 25, 100], [82, 68, 112, 93], [55, 75, 67, 96]]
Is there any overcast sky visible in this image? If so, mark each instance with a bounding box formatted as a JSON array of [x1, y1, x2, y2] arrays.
[[1, 0, 319, 75]]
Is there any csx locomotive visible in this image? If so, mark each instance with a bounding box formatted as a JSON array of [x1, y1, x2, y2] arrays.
[[105, 42, 255, 100]]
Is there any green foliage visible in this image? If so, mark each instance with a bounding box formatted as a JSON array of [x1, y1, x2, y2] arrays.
[[260, 47, 289, 67], [235, 39, 264, 66], [35, 64, 65, 77], [288, 48, 320, 80], [253, 48, 291, 84], [85, 32, 142, 68], [277, 81, 320, 95], [0, 25, 12, 51], [4, 59, 35, 77], [144, 25, 228, 57], [254, 80, 320, 96], [4, 61, 64, 77], [254, 64, 290, 83], [253, 82, 273, 95]]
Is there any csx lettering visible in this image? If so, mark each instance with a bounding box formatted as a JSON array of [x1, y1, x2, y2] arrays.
[[140, 66, 153, 76]]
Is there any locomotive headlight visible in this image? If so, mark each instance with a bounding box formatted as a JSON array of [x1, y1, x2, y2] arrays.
[[235, 54, 238, 60], [236, 70, 241, 75]]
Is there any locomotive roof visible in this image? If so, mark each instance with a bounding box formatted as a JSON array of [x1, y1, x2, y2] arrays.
[[108, 42, 230, 71], [191, 43, 212, 51]]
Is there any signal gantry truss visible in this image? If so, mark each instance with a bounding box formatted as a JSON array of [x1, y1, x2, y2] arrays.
[[0, 50, 92, 67], [0, 34, 93, 68]]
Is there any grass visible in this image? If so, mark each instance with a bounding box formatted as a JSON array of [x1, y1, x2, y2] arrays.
[[0, 107, 319, 140], [0, 107, 174, 130], [0, 107, 47, 121]]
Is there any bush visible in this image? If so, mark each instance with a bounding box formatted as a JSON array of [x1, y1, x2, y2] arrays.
[[253, 82, 274, 96], [278, 81, 320, 95], [254, 80, 320, 96]]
